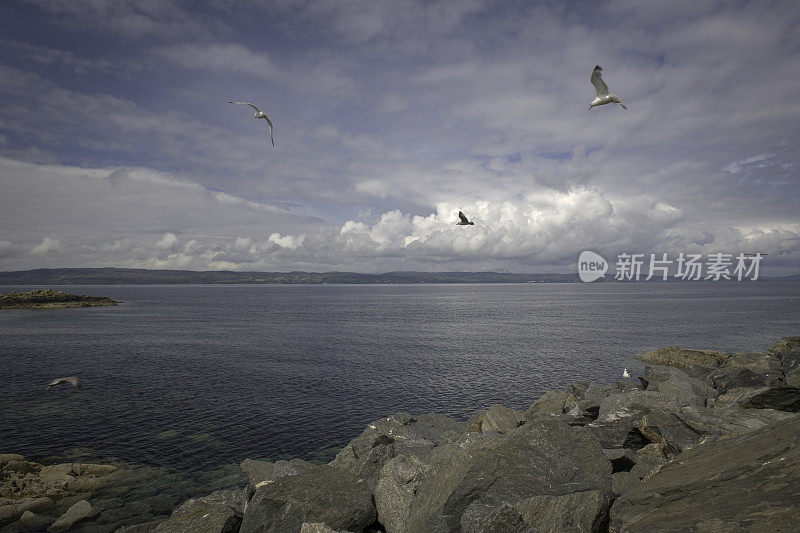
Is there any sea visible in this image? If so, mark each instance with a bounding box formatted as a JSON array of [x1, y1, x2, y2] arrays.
[[2, 282, 799, 478]]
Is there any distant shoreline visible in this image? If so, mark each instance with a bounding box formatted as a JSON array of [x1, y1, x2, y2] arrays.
[[1, 267, 798, 285]]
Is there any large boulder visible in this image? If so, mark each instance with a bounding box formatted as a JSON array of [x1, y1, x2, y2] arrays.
[[330, 412, 462, 487], [464, 404, 525, 434], [736, 386, 800, 412], [638, 347, 729, 369], [154, 489, 245, 533], [47, 499, 92, 532], [705, 366, 783, 394], [401, 418, 612, 532], [610, 415, 800, 531], [240, 459, 275, 488], [726, 352, 782, 373], [374, 454, 431, 533], [769, 336, 800, 374], [239, 465, 376, 533], [524, 390, 569, 418]]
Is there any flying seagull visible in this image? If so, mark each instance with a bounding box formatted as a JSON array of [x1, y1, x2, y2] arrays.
[[229, 102, 275, 146], [457, 211, 474, 225], [47, 376, 82, 389], [589, 66, 627, 110]]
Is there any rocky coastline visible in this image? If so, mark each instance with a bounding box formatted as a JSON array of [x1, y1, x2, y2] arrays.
[[0, 290, 119, 309], [2, 336, 799, 532]]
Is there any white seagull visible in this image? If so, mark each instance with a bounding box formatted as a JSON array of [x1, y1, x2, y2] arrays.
[[47, 376, 82, 389], [622, 369, 630, 379], [589, 66, 627, 110], [229, 102, 275, 146]]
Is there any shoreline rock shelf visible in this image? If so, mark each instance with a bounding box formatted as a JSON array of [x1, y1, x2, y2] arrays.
[[2, 337, 799, 532], [0, 289, 119, 309]]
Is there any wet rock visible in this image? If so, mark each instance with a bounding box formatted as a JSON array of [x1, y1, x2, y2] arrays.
[[638, 347, 729, 368], [239, 465, 375, 533], [48, 499, 92, 532], [769, 336, 800, 374], [736, 386, 800, 412], [0, 455, 26, 466], [610, 415, 800, 531], [154, 488, 244, 533]]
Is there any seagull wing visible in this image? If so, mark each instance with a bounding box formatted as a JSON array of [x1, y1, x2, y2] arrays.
[[264, 115, 275, 147], [590, 66, 609, 97], [458, 211, 469, 224], [229, 101, 263, 114]]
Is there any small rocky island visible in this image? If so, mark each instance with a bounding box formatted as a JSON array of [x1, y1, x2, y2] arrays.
[[1, 337, 799, 532], [0, 289, 119, 309]]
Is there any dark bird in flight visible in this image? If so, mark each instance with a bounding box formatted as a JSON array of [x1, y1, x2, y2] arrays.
[[47, 376, 82, 389], [229, 101, 275, 146], [457, 211, 474, 225], [589, 65, 627, 110]]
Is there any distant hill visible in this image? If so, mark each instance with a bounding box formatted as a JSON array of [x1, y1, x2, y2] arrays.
[[0, 268, 795, 285], [0, 268, 581, 285]]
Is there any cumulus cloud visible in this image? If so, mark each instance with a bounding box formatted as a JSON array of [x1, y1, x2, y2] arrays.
[[29, 237, 62, 257]]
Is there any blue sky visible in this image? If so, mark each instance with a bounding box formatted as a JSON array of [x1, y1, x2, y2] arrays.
[[1, 0, 799, 274]]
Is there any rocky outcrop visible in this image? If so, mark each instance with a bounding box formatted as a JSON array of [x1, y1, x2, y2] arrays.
[[638, 347, 730, 368], [0, 289, 119, 309], [610, 415, 800, 531]]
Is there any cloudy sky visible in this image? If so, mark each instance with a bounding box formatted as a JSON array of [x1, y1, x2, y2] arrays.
[[1, 0, 799, 274]]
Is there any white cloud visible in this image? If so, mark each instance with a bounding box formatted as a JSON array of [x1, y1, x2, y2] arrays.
[[30, 237, 62, 257]]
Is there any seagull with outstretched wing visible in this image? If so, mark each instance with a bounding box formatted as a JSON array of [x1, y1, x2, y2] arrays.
[[457, 211, 474, 225], [47, 376, 82, 389], [229, 101, 275, 146], [589, 66, 627, 110]]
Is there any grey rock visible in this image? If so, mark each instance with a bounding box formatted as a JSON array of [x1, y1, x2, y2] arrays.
[[737, 386, 800, 412], [460, 504, 530, 533], [465, 404, 525, 434], [299, 524, 351, 533], [510, 489, 612, 533], [637, 410, 703, 457], [524, 389, 569, 417], [115, 519, 168, 532], [331, 412, 461, 487], [274, 458, 315, 479], [638, 347, 730, 368], [602, 448, 636, 473], [374, 454, 430, 533], [726, 352, 782, 373], [629, 443, 667, 480], [240, 459, 275, 488], [769, 336, 800, 374], [786, 368, 800, 388], [7, 510, 54, 532], [154, 489, 244, 533], [611, 472, 639, 497], [706, 366, 784, 394], [581, 418, 645, 450], [239, 465, 375, 533], [640, 365, 716, 407], [404, 418, 612, 532], [48, 499, 92, 532], [610, 415, 800, 531]]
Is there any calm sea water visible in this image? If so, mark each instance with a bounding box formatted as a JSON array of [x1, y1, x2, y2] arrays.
[[2, 282, 799, 474]]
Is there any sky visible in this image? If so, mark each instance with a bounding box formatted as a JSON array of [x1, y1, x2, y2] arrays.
[[0, 0, 799, 275]]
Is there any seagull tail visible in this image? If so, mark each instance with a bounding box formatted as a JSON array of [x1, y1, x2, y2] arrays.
[[617, 103, 628, 110]]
